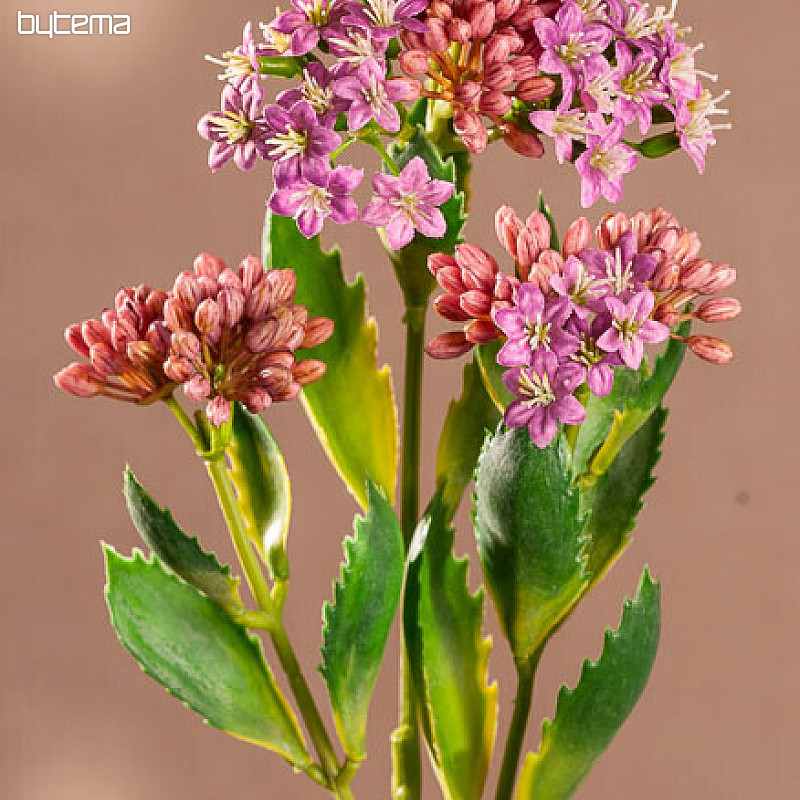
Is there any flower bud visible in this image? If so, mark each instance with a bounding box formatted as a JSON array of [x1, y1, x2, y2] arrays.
[[245, 279, 274, 319], [428, 252, 459, 278], [511, 56, 539, 82], [596, 212, 630, 249], [239, 255, 264, 293], [448, 18, 473, 43], [219, 287, 245, 327], [399, 49, 430, 76], [172, 331, 201, 360], [483, 33, 512, 66], [111, 317, 138, 353], [698, 264, 737, 294], [495, 0, 521, 21], [562, 217, 591, 257], [273, 382, 302, 402], [673, 230, 702, 263], [195, 299, 221, 335], [146, 321, 172, 357], [425, 331, 473, 359], [424, 18, 449, 50], [197, 276, 219, 300], [455, 81, 482, 107], [194, 252, 226, 279], [679, 258, 714, 290], [242, 387, 272, 414], [174, 270, 203, 312], [90, 343, 122, 376], [54, 363, 102, 397], [66, 323, 90, 358], [480, 89, 513, 115], [495, 205, 524, 260], [164, 298, 192, 333], [687, 335, 734, 364], [503, 124, 544, 158], [514, 76, 555, 103], [459, 289, 493, 318], [494, 273, 517, 302], [206, 396, 231, 426], [653, 303, 680, 326], [184, 375, 211, 402], [651, 260, 681, 291], [453, 109, 488, 152], [455, 244, 497, 286], [465, 318, 500, 344], [469, 2, 495, 39], [264, 366, 294, 395], [434, 293, 472, 321], [393, 78, 422, 102], [245, 319, 279, 352], [165, 356, 193, 383], [696, 297, 742, 323], [483, 64, 515, 90], [301, 316, 335, 348], [82, 319, 111, 348], [293, 359, 327, 386], [428, 0, 453, 20], [268, 268, 297, 304]]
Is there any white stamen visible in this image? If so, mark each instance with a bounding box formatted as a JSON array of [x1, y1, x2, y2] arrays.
[[519, 369, 555, 408]]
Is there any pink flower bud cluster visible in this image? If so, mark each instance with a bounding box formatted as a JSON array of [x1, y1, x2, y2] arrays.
[[596, 209, 740, 364], [55, 255, 334, 422], [163, 253, 333, 424], [398, 0, 560, 153], [55, 285, 172, 402]]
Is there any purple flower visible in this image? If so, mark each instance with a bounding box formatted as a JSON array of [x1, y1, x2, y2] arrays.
[[549, 254, 606, 317], [263, 101, 341, 183], [327, 27, 389, 67], [659, 25, 703, 102], [198, 82, 268, 172], [613, 42, 667, 135], [529, 109, 593, 164], [361, 156, 454, 249], [342, 0, 427, 40], [566, 316, 620, 396], [535, 2, 611, 108], [276, 63, 349, 125], [501, 350, 586, 448], [597, 290, 670, 369], [272, 0, 348, 56], [574, 116, 637, 207], [580, 231, 657, 302], [493, 284, 578, 367], [269, 165, 363, 237], [580, 56, 617, 114], [333, 58, 415, 132], [673, 88, 730, 174], [205, 22, 264, 87]]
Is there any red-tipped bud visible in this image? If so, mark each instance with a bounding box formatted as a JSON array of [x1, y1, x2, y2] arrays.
[[459, 289, 493, 318], [495, 205, 524, 259], [207, 396, 231, 426], [195, 299, 221, 335], [651, 261, 681, 292], [673, 230, 702, 263], [242, 387, 272, 414], [268, 268, 297, 304], [293, 359, 327, 386], [264, 366, 294, 395], [511, 56, 539, 82], [562, 217, 591, 257], [483, 64, 515, 90], [219, 267, 244, 293], [455, 243, 498, 286], [596, 212, 630, 249], [425, 331, 473, 359], [428, 251, 459, 277], [434, 293, 472, 322], [514, 76, 555, 103], [393, 77, 422, 102], [653, 303, 681, 326], [90, 343, 122, 376], [686, 335, 734, 364], [54, 363, 103, 397], [503, 124, 544, 157], [698, 264, 737, 294], [172, 331, 201, 360], [465, 318, 500, 344], [219, 288, 245, 327], [495, 273, 518, 302], [496, 0, 521, 21], [484, 33, 513, 65], [174, 270, 203, 311], [679, 258, 714, 290], [480, 89, 513, 115], [165, 356, 193, 383], [448, 18, 473, 43], [245, 279, 274, 319], [428, 0, 453, 20], [696, 297, 742, 323], [194, 252, 226, 279], [245, 319, 279, 352], [301, 316, 335, 348], [147, 321, 172, 357], [453, 109, 488, 152], [65, 323, 90, 358], [530, 250, 563, 291], [455, 81, 482, 107], [424, 18, 449, 50], [82, 319, 111, 348], [399, 49, 430, 76], [469, 2, 495, 38], [239, 255, 264, 293], [164, 298, 192, 333]]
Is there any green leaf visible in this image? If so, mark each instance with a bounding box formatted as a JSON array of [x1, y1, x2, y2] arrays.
[[263, 211, 398, 509], [516, 569, 661, 800], [436, 357, 501, 522], [226, 403, 291, 580], [474, 427, 588, 661], [404, 495, 498, 800], [475, 340, 513, 412], [123, 468, 241, 613], [581, 408, 668, 587], [320, 480, 404, 759], [633, 131, 681, 158], [104, 547, 309, 764], [388, 127, 468, 307], [575, 326, 688, 488]]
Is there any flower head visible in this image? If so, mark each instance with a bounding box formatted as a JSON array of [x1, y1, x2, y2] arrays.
[[361, 156, 454, 249], [597, 289, 669, 369], [574, 116, 638, 207], [342, 0, 428, 40], [272, 0, 349, 55]]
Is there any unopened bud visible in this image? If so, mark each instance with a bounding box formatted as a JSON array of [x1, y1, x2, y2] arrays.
[[393, 77, 422, 102], [219, 288, 245, 327], [562, 217, 591, 256], [515, 76, 555, 103], [465, 318, 500, 344], [54, 363, 103, 397], [434, 293, 472, 322], [653, 303, 681, 326], [679, 258, 714, 290], [82, 319, 111, 348], [511, 56, 539, 82], [698, 263, 737, 294], [239, 255, 264, 292], [268, 268, 297, 304], [687, 335, 734, 364], [495, 0, 521, 21], [483, 64, 515, 90], [428, 0, 453, 20], [206, 396, 231, 426], [242, 387, 272, 414], [483, 33, 512, 65], [479, 89, 513, 115], [301, 316, 335, 348], [651, 260, 681, 291], [398, 49, 430, 76], [146, 321, 172, 357], [459, 289, 493, 318], [194, 252, 226, 279], [164, 298, 192, 332], [455, 244, 497, 286], [174, 271, 203, 311], [245, 319, 279, 352], [293, 359, 327, 386], [455, 80, 482, 107], [469, 2, 495, 39], [453, 109, 488, 152], [428, 252, 459, 278], [596, 212, 630, 249], [195, 299, 221, 335], [172, 331, 201, 360], [245, 279, 274, 319], [447, 18, 473, 43], [503, 124, 544, 158], [66, 323, 90, 358], [495, 205, 524, 260], [165, 356, 193, 383], [696, 297, 742, 323], [424, 18, 449, 51], [425, 331, 473, 359], [90, 343, 122, 376]]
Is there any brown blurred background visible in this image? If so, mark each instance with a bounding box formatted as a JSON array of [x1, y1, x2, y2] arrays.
[[1, 1, 796, 798]]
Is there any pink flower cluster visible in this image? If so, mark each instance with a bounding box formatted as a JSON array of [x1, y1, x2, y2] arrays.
[[427, 202, 740, 447], [55, 255, 333, 425]]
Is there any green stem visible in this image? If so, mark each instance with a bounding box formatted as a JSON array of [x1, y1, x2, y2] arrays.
[[393, 305, 426, 800], [270, 620, 355, 800], [368, 135, 400, 175], [494, 653, 541, 800]]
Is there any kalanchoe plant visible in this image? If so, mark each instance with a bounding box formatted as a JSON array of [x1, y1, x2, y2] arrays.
[[55, 2, 740, 800]]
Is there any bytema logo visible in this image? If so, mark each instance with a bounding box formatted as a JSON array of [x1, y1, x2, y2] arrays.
[[17, 10, 131, 36]]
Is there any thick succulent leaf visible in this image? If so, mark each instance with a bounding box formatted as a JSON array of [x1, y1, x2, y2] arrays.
[[320, 480, 404, 759], [404, 495, 498, 800], [226, 403, 291, 580], [436, 357, 501, 522], [574, 327, 688, 487], [516, 569, 661, 800], [387, 127, 467, 306], [474, 427, 588, 661], [634, 131, 681, 158], [104, 547, 308, 765], [581, 408, 668, 587], [123, 468, 241, 612], [475, 340, 513, 412], [263, 211, 398, 508]]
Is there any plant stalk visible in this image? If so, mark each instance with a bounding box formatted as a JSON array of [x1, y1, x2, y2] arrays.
[[494, 652, 541, 800], [393, 305, 426, 800]]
